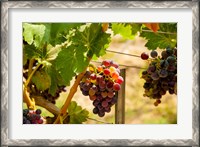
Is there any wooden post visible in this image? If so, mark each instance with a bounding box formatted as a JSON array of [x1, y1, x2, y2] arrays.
[[115, 69, 125, 124]]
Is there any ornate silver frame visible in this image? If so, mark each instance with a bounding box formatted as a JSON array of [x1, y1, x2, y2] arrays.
[[1, 1, 199, 146]]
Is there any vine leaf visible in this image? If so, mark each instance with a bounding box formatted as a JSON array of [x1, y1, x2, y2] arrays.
[[31, 70, 51, 91], [130, 23, 142, 34], [111, 23, 137, 40], [68, 101, 89, 124], [72, 23, 111, 58], [140, 23, 177, 50], [55, 46, 81, 84], [46, 65, 67, 96], [45, 44, 62, 62], [49, 23, 82, 46], [55, 23, 111, 86], [23, 52, 28, 66], [23, 23, 46, 48]]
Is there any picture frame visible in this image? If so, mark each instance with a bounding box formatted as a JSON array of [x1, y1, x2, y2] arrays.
[[1, 1, 199, 146]]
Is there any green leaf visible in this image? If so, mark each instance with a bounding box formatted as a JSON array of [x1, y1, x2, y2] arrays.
[[42, 23, 51, 44], [72, 23, 111, 58], [45, 44, 62, 62], [46, 65, 67, 96], [49, 23, 82, 46], [55, 47, 76, 84], [31, 69, 51, 91], [23, 51, 28, 66], [112, 23, 136, 40], [23, 23, 46, 48], [24, 23, 111, 93], [54, 23, 111, 85], [24, 42, 62, 68], [23, 44, 40, 60], [68, 101, 89, 124], [130, 23, 142, 34], [140, 23, 177, 50]]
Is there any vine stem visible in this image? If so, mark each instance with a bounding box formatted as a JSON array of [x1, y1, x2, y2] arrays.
[[54, 58, 91, 124], [23, 62, 41, 110], [23, 87, 36, 110], [28, 58, 34, 77], [25, 63, 41, 87]]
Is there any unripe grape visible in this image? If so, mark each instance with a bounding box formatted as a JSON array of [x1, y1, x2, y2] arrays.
[[111, 72, 119, 80]]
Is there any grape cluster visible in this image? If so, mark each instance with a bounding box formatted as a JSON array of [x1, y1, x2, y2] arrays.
[[23, 59, 67, 104], [141, 47, 177, 106], [23, 109, 44, 124], [79, 60, 124, 117], [30, 85, 67, 104]]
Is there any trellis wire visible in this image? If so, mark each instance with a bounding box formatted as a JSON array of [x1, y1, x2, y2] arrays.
[[141, 29, 177, 35], [106, 50, 141, 58], [91, 60, 146, 69]]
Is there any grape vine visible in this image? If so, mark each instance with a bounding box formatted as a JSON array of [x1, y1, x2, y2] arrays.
[[22, 22, 177, 124]]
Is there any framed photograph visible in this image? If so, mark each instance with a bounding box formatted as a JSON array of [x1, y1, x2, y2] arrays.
[[1, 1, 199, 146]]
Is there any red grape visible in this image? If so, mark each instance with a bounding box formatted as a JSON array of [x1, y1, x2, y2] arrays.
[[102, 60, 111, 67], [113, 83, 121, 91], [141, 52, 149, 60], [90, 73, 96, 80], [115, 76, 124, 84], [110, 62, 119, 68], [103, 69, 110, 75], [102, 100, 108, 107]]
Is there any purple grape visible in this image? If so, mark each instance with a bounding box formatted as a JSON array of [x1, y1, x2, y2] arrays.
[[161, 51, 168, 59], [36, 109, 41, 114], [147, 65, 156, 74], [23, 116, 27, 124], [82, 90, 89, 96], [168, 81, 175, 87], [169, 89, 175, 94], [167, 56, 176, 65], [151, 72, 159, 80], [143, 82, 150, 89], [101, 100, 108, 108], [166, 47, 173, 56], [93, 107, 99, 114], [105, 107, 111, 113], [167, 65, 176, 72], [93, 99, 100, 107], [106, 81, 114, 90], [84, 71, 91, 78], [98, 111, 105, 117], [150, 50, 158, 58], [158, 69, 168, 78]]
